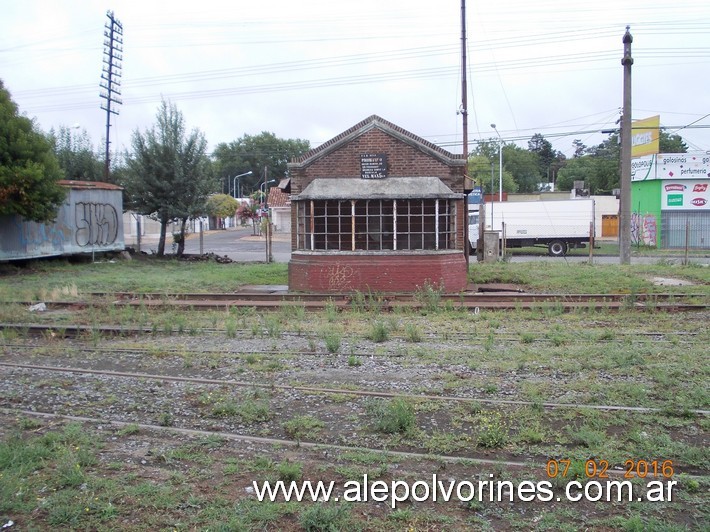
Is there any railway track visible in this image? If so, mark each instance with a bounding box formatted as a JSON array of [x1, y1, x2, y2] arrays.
[[5, 290, 708, 312], [1, 361, 706, 477], [1, 360, 707, 415], [0, 407, 535, 470], [2, 320, 706, 342]]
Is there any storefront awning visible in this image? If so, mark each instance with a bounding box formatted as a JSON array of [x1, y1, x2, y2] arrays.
[[292, 177, 462, 201]]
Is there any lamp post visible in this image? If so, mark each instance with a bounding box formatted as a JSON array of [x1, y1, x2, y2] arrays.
[[232, 171, 252, 199], [491, 124, 503, 202], [260, 179, 277, 263]]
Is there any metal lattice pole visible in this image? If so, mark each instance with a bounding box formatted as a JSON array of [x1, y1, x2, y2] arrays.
[[100, 11, 123, 181]]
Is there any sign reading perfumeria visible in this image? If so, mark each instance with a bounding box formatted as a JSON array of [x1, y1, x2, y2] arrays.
[[658, 153, 710, 179], [632, 153, 710, 182]]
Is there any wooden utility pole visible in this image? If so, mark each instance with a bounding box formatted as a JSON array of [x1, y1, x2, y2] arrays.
[[619, 26, 633, 265], [461, 0, 470, 265], [460, 0, 468, 159]]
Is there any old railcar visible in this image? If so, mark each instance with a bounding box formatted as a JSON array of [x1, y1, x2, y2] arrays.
[[0, 180, 124, 261]]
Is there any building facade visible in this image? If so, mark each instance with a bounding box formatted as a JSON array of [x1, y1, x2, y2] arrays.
[[632, 153, 710, 248], [288, 115, 468, 292]]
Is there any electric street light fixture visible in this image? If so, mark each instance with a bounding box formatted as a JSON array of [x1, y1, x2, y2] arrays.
[[232, 171, 253, 199], [260, 179, 277, 194], [491, 124, 503, 202]]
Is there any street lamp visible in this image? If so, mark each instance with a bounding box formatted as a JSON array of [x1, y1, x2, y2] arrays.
[[491, 124, 503, 202], [232, 171, 253, 199]]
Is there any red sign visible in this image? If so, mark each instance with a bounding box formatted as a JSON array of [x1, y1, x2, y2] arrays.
[[693, 183, 708, 192], [664, 184, 686, 192], [691, 198, 707, 207]]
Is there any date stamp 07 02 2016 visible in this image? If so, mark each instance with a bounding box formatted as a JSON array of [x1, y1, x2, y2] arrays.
[[546, 459, 675, 480]]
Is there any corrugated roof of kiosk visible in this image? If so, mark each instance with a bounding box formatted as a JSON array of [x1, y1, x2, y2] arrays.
[[292, 176, 461, 201]]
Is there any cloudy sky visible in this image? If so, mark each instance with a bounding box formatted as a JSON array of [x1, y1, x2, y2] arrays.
[[2, 0, 709, 162]]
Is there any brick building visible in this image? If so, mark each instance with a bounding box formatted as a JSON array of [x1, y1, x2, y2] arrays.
[[288, 115, 468, 293]]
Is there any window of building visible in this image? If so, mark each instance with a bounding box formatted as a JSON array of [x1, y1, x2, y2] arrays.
[[296, 199, 457, 251]]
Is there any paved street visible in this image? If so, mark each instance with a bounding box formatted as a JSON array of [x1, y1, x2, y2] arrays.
[[181, 226, 291, 262]]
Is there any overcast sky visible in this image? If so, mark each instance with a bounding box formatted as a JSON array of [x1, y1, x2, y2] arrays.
[[2, 0, 709, 164]]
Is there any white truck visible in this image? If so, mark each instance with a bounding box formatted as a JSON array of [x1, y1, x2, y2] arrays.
[[470, 199, 595, 257]]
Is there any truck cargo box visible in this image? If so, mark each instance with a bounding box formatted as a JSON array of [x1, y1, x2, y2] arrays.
[[470, 199, 595, 256]]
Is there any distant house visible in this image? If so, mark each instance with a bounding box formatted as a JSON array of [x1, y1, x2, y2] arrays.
[[267, 182, 291, 233]]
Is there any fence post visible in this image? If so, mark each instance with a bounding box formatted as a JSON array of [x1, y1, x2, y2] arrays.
[[684, 219, 690, 266], [589, 221, 594, 264], [136, 217, 141, 253], [199, 220, 204, 255], [501, 221, 506, 260], [265, 217, 270, 263]]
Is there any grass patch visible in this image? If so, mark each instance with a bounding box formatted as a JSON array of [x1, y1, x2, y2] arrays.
[[368, 397, 416, 434], [283, 415, 325, 441], [299, 503, 352, 532], [367, 321, 389, 343], [0, 259, 288, 300]]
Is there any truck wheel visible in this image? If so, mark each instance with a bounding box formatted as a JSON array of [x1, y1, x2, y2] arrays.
[[548, 240, 567, 257]]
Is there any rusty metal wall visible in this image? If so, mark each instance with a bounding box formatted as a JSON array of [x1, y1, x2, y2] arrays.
[[0, 187, 124, 261]]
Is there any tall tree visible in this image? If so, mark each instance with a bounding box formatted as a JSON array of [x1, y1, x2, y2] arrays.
[[572, 139, 586, 158], [49, 126, 103, 182], [0, 79, 66, 222], [555, 157, 598, 192], [467, 154, 494, 189], [501, 144, 541, 193], [528, 133, 566, 183], [558, 130, 689, 194], [659, 130, 688, 153], [205, 193, 239, 221], [123, 100, 214, 256], [557, 133, 620, 194], [471, 139, 517, 194], [213, 132, 310, 195]]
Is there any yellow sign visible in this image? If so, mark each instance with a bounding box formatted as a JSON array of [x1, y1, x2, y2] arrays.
[[631, 115, 660, 157]]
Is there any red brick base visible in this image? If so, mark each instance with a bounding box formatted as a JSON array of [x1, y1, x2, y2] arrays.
[[288, 252, 468, 293]]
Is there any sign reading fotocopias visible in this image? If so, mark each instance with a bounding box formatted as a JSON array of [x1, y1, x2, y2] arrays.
[[360, 154, 388, 179]]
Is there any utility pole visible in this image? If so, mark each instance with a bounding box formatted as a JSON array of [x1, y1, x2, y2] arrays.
[[100, 10, 123, 182], [460, 0, 468, 160], [619, 26, 633, 265], [460, 0, 470, 265]]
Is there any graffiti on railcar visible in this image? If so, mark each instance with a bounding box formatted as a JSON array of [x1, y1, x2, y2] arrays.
[[74, 202, 119, 247], [12, 215, 71, 249]]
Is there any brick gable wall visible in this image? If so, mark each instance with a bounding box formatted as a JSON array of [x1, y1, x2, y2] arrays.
[[289, 128, 464, 195]]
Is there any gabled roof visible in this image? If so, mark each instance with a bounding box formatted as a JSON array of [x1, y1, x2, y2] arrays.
[[289, 115, 465, 169]]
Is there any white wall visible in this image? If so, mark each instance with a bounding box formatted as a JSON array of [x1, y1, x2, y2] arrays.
[[591, 195, 619, 237]]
